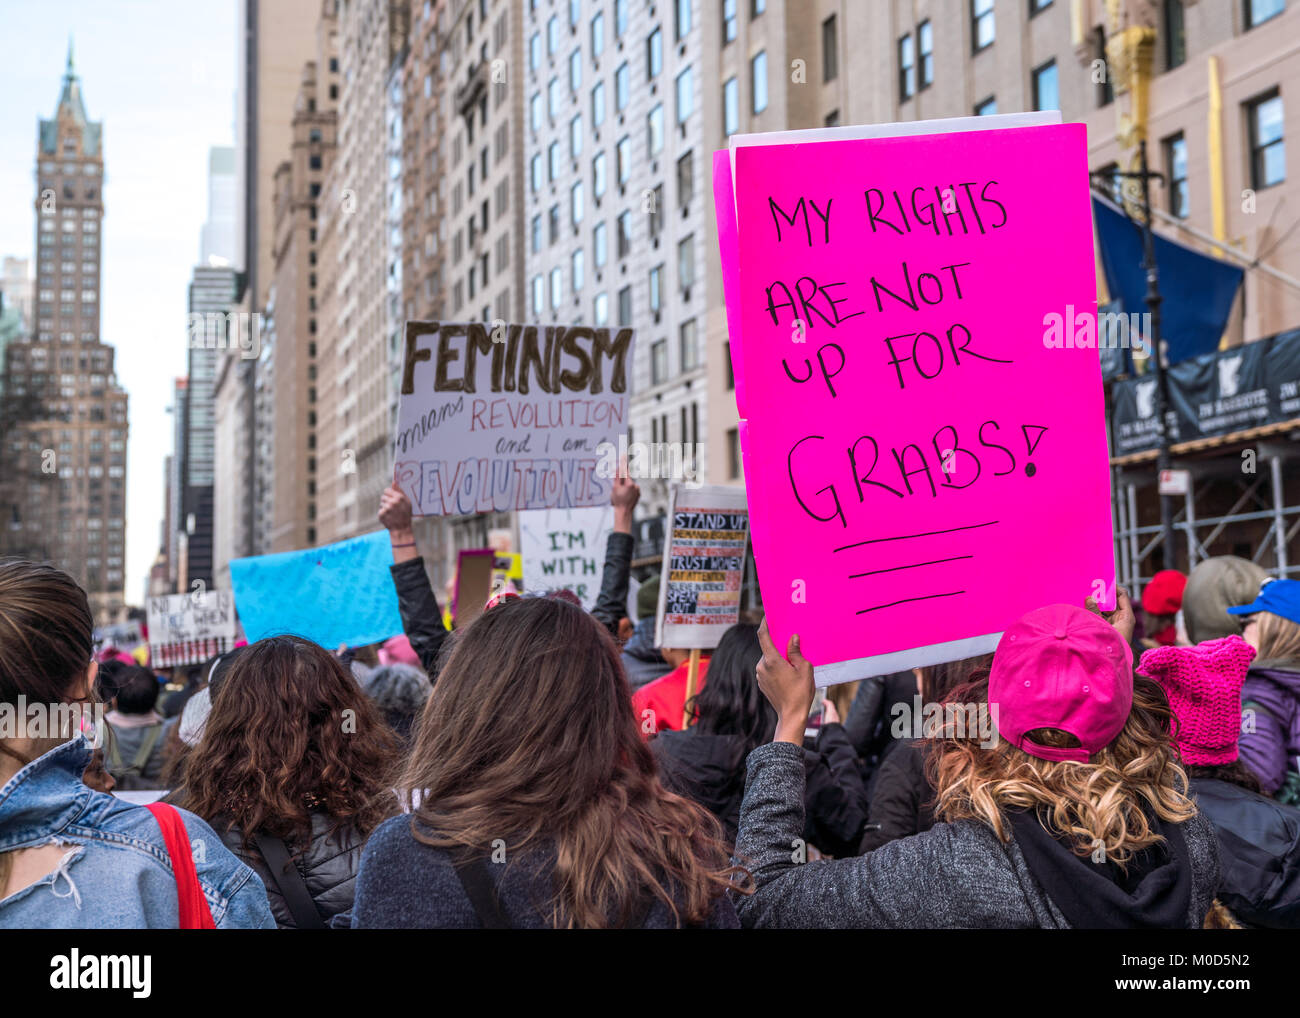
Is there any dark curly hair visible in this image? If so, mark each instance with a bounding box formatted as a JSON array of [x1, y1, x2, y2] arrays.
[[180, 635, 401, 848]]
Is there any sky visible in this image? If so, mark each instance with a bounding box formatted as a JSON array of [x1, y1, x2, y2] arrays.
[[0, 0, 237, 604]]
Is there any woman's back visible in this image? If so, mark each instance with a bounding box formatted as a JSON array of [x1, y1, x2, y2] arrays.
[[352, 814, 738, 929], [219, 809, 368, 929]]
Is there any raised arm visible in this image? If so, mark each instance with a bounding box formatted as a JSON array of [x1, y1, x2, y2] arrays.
[[590, 471, 640, 637], [379, 484, 448, 678]]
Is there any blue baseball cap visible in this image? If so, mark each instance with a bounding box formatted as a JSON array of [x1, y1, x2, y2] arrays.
[[1227, 577, 1300, 625]]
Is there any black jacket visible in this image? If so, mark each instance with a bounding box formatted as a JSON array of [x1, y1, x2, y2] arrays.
[[1193, 776, 1300, 928], [652, 723, 869, 857], [843, 670, 922, 795], [220, 811, 368, 929], [859, 738, 935, 852], [390, 557, 450, 679], [622, 616, 671, 689], [591, 530, 633, 637]]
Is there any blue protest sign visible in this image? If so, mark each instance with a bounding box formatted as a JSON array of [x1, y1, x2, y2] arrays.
[[229, 530, 404, 649]]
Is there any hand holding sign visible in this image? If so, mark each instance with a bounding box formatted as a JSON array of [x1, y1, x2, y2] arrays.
[[756, 617, 815, 745]]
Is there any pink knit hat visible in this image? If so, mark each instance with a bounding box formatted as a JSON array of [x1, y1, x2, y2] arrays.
[[1138, 634, 1256, 765], [378, 633, 421, 667]]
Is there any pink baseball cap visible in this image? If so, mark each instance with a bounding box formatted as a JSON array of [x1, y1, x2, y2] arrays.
[[989, 604, 1135, 763]]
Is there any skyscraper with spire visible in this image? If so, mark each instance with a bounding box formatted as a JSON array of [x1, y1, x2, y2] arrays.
[[0, 43, 129, 619]]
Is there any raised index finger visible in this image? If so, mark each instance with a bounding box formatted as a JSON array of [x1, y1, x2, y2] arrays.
[[757, 616, 778, 660]]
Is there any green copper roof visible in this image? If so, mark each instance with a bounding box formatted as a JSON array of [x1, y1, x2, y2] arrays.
[[39, 39, 101, 157]]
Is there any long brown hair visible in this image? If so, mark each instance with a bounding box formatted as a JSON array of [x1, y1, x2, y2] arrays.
[[931, 672, 1196, 868], [0, 561, 96, 891], [181, 636, 399, 848], [1254, 610, 1300, 668], [401, 595, 743, 928]]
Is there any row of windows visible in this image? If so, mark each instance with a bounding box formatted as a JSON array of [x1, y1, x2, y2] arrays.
[[1095, 91, 1287, 217], [528, 232, 696, 321]]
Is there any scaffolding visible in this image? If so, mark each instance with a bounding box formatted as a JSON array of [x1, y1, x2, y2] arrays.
[[1112, 428, 1300, 601]]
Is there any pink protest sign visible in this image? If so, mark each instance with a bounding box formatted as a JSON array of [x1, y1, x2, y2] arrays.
[[727, 123, 1115, 683]]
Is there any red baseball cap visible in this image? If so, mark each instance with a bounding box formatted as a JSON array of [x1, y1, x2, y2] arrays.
[[989, 604, 1135, 763], [1141, 569, 1187, 615]]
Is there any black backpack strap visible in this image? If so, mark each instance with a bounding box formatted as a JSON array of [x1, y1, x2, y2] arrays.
[[452, 854, 512, 929], [253, 832, 327, 930]]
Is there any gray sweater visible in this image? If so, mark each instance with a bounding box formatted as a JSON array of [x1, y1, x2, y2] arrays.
[[732, 741, 1220, 929]]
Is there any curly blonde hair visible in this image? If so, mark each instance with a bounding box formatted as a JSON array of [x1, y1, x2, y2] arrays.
[[929, 672, 1196, 869]]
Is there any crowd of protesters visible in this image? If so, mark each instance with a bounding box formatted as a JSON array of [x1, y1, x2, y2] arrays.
[[4, 474, 1300, 929]]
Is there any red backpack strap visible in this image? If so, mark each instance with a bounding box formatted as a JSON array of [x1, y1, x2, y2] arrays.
[[145, 803, 217, 929]]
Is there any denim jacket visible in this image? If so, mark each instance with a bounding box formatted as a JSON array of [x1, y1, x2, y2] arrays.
[[0, 736, 275, 928]]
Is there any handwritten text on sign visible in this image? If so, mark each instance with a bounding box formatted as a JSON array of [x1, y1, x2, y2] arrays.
[[519, 506, 614, 610], [146, 591, 237, 645], [657, 485, 750, 650], [729, 125, 1114, 673], [396, 322, 634, 516]]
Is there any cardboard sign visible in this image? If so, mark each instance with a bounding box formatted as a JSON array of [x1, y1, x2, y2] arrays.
[[394, 321, 634, 515], [655, 485, 750, 650], [519, 506, 615, 610], [146, 591, 238, 668], [450, 549, 502, 630], [229, 531, 404, 649], [717, 119, 1115, 683]]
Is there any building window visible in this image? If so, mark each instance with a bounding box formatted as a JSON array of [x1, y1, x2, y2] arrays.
[[530, 31, 542, 71], [569, 49, 582, 91], [1164, 0, 1186, 70], [1164, 132, 1189, 218], [723, 0, 737, 43], [677, 151, 694, 206], [751, 51, 768, 113], [571, 180, 585, 224], [548, 14, 560, 54], [572, 248, 585, 292], [676, 67, 694, 124], [975, 95, 997, 116], [676, 0, 692, 40], [648, 26, 662, 80], [593, 150, 607, 198], [651, 339, 668, 384], [822, 15, 838, 82], [592, 12, 605, 58], [570, 114, 583, 157], [594, 291, 609, 325], [549, 204, 560, 243], [617, 135, 632, 186], [532, 275, 544, 314], [549, 140, 562, 180], [618, 285, 632, 326], [550, 266, 563, 309], [723, 76, 739, 136], [617, 210, 632, 257], [899, 34, 915, 100], [616, 0, 629, 37], [919, 20, 933, 89], [752, 0, 765, 15], [680, 318, 698, 371], [727, 427, 740, 478], [1248, 91, 1286, 190], [594, 221, 608, 266], [648, 103, 665, 156], [1030, 0, 1052, 14], [972, 0, 995, 51], [615, 62, 630, 112], [1032, 60, 1059, 112], [677, 234, 695, 292], [824, 109, 840, 127], [548, 76, 562, 118], [1094, 27, 1114, 106], [530, 152, 543, 191], [649, 264, 663, 314], [1246, 0, 1286, 30], [649, 184, 665, 240]]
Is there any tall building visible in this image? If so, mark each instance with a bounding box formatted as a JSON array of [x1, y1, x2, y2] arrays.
[[521, 0, 710, 524], [201, 146, 237, 266], [266, 11, 340, 552], [215, 0, 327, 582], [316, 0, 410, 544], [0, 47, 129, 619], [0, 256, 34, 332]]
